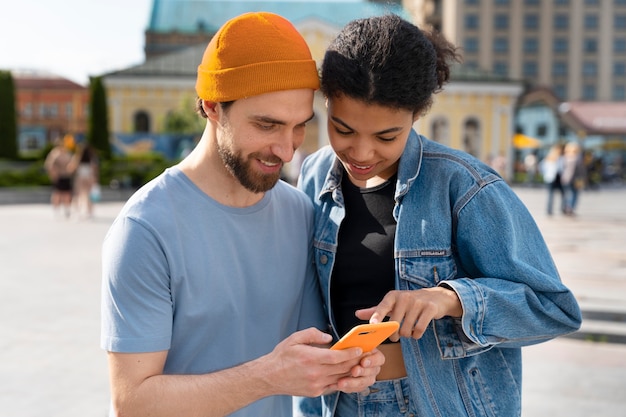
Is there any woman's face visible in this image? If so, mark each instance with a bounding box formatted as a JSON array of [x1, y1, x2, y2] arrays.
[[327, 95, 416, 188]]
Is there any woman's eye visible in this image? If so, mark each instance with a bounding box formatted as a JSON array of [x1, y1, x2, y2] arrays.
[[334, 127, 352, 136], [378, 136, 396, 142]]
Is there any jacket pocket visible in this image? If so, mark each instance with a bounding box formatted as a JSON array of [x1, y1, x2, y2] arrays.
[[398, 253, 457, 289]]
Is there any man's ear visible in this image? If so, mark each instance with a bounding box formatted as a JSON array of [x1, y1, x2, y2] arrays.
[[202, 100, 220, 120]]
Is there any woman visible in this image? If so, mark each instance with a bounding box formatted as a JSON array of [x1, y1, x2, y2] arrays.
[[298, 14, 581, 417], [540, 144, 565, 215], [560, 141, 585, 215], [71, 144, 99, 219]]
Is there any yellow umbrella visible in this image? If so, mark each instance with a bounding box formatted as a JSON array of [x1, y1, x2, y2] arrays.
[[513, 134, 542, 149]]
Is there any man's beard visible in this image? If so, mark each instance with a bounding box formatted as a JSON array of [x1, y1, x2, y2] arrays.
[[217, 144, 282, 193]]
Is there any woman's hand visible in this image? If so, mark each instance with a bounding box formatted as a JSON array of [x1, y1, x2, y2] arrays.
[[355, 287, 463, 341]]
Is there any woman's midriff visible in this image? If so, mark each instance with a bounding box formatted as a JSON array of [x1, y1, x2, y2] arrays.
[[376, 342, 407, 380]]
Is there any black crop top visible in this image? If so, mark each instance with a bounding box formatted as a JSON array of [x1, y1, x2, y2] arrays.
[[331, 173, 397, 340]]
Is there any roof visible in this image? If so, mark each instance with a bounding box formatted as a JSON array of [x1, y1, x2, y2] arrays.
[[13, 71, 86, 90], [106, 43, 206, 78], [560, 102, 626, 135], [148, 0, 408, 33]]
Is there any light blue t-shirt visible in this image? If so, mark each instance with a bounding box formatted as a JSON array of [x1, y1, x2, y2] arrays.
[[101, 167, 325, 417]]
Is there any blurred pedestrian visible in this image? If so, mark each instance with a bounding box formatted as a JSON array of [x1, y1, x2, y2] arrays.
[[540, 144, 565, 216], [44, 136, 75, 218], [70, 143, 99, 219], [524, 151, 538, 185], [561, 141, 585, 215]]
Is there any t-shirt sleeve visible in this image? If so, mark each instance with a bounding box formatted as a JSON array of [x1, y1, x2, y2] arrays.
[[100, 215, 173, 353]]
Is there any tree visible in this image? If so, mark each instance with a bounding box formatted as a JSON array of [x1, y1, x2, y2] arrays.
[[0, 70, 18, 160], [87, 76, 111, 160], [163, 95, 205, 134]]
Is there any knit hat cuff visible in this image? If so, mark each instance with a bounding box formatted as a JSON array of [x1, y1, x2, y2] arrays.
[[196, 59, 319, 102]]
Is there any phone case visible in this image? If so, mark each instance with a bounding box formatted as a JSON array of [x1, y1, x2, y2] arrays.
[[330, 321, 400, 352]]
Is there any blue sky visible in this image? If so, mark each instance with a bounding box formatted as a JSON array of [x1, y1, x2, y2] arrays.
[[0, 0, 362, 86], [0, 0, 155, 85]]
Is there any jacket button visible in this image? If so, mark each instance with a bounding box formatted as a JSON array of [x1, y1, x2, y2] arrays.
[[320, 254, 328, 264]]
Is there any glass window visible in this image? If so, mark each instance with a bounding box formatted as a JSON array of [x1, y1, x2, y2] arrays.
[[583, 84, 596, 100], [524, 38, 539, 53], [613, 85, 626, 100], [464, 37, 479, 53], [524, 14, 539, 30], [585, 14, 598, 30], [465, 14, 479, 30], [555, 0, 569, 4], [615, 62, 626, 76], [554, 38, 569, 53], [523, 61, 538, 77], [583, 61, 597, 76], [65, 103, 73, 118], [494, 37, 508, 53], [554, 14, 569, 30], [23, 103, 32, 118], [615, 39, 626, 53], [465, 0, 479, 5], [553, 61, 568, 76], [616, 15, 626, 29], [585, 0, 599, 4], [554, 85, 566, 100], [494, 14, 509, 30], [494, 61, 508, 75], [494, 0, 510, 4], [525, 0, 540, 4], [49, 103, 58, 117], [584, 38, 598, 53]]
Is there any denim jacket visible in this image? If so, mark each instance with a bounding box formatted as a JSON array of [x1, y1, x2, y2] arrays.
[[297, 131, 581, 417]]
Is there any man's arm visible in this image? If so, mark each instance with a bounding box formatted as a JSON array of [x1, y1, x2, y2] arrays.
[[108, 327, 383, 417]]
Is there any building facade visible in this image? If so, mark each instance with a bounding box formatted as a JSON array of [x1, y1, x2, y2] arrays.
[[13, 71, 89, 156], [432, 0, 626, 102]]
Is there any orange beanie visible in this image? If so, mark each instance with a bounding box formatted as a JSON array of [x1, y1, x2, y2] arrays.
[[196, 12, 320, 102]]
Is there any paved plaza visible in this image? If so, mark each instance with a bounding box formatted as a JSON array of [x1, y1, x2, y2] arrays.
[[1, 184, 625, 417]]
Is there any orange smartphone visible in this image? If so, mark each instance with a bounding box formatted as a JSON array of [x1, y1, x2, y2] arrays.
[[330, 321, 400, 352]]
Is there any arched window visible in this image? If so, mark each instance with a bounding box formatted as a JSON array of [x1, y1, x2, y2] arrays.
[[134, 111, 150, 133], [430, 118, 450, 146], [463, 118, 481, 158]]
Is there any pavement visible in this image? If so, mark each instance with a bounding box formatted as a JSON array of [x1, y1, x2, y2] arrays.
[[0, 184, 625, 417]]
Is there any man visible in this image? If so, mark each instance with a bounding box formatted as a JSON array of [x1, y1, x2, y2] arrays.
[[100, 12, 383, 417]]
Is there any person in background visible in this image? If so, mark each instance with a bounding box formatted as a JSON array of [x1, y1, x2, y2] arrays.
[[101, 12, 383, 417], [44, 136, 75, 218], [298, 14, 581, 417], [70, 143, 99, 219], [540, 144, 565, 216], [561, 141, 586, 216]]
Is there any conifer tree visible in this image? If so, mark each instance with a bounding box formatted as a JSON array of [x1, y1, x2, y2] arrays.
[[87, 76, 111, 159], [0, 70, 18, 160]]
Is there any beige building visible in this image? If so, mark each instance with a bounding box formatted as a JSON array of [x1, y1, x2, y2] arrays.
[[410, 0, 626, 102]]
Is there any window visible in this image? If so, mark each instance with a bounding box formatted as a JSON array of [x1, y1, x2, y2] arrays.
[[585, 0, 599, 4], [523, 61, 538, 77], [554, 38, 569, 53], [615, 62, 626, 76], [22, 103, 32, 118], [465, 0, 479, 5], [65, 103, 73, 119], [493, 61, 508, 76], [524, 38, 539, 53], [554, 85, 566, 100], [430, 118, 450, 146], [616, 15, 626, 29], [524, 14, 539, 30], [463, 118, 481, 158], [49, 104, 58, 117], [525, 0, 539, 5], [536, 124, 548, 137], [465, 14, 479, 30], [494, 14, 509, 30], [134, 111, 150, 133], [583, 61, 597, 76], [464, 37, 479, 53], [613, 85, 626, 100], [494, 38, 508, 54], [553, 61, 568, 76], [554, 14, 569, 30], [615, 39, 626, 53], [583, 84, 596, 100], [584, 38, 598, 53], [494, 0, 510, 4], [555, 0, 569, 4], [585, 14, 598, 30]]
